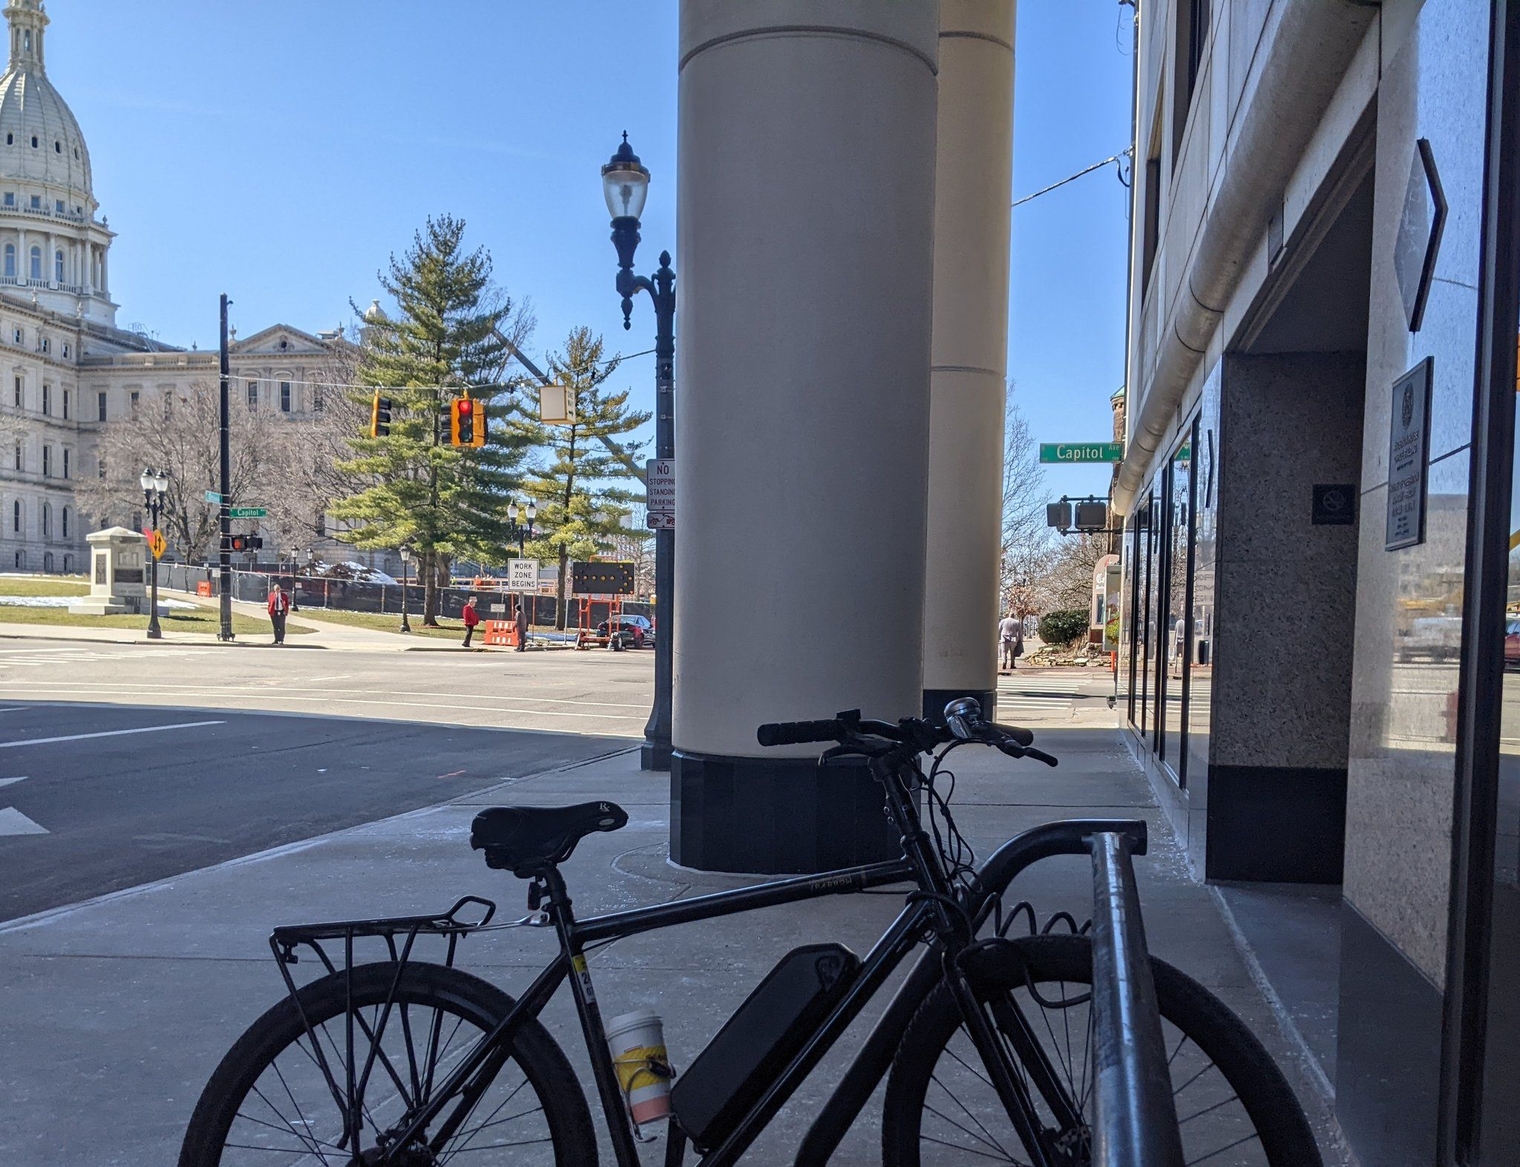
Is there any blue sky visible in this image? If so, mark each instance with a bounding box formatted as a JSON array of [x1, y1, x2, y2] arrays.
[[54, 1, 1130, 499]]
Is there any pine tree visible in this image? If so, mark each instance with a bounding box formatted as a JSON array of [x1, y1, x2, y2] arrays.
[[329, 216, 534, 624], [521, 327, 651, 628]]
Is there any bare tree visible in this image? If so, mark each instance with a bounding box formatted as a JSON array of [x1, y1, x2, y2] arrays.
[[1033, 531, 1109, 613], [1000, 384, 1050, 618], [73, 381, 287, 563]]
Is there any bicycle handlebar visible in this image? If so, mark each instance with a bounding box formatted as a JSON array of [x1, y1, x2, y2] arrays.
[[756, 699, 1055, 767]]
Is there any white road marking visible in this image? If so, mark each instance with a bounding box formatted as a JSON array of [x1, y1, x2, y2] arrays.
[[0, 679, 651, 710], [0, 719, 225, 749], [0, 807, 47, 835], [0, 775, 26, 788], [0, 706, 23, 712]]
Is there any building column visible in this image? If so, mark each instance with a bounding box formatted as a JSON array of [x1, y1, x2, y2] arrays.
[[671, 0, 940, 873], [922, 0, 1016, 721]]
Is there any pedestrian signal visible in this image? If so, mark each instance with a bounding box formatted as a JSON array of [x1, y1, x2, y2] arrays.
[[227, 534, 264, 552], [369, 392, 393, 438], [450, 392, 486, 447]]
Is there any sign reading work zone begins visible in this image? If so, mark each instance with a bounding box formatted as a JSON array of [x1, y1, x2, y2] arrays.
[[1039, 442, 1123, 464]]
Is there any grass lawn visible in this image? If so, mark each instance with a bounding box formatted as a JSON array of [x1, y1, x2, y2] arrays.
[[0, 575, 89, 597], [0, 602, 313, 637], [291, 606, 467, 641]]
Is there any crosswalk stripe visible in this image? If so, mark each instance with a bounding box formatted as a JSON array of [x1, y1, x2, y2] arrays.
[[0, 806, 46, 836], [0, 775, 26, 789]]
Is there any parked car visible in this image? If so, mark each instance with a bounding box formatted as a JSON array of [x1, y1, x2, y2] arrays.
[[1506, 616, 1520, 670], [596, 615, 654, 648]]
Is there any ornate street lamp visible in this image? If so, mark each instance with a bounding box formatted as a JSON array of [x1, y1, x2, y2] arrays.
[[507, 498, 538, 555], [398, 544, 414, 634], [139, 466, 170, 639], [603, 132, 676, 770]]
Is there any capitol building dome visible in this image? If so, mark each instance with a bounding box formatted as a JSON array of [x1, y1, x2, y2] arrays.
[[0, 0, 113, 324]]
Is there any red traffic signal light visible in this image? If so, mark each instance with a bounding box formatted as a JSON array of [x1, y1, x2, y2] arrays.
[[450, 393, 485, 447]]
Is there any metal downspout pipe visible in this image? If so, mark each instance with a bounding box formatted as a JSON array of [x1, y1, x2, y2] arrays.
[[1111, 0, 1376, 513]]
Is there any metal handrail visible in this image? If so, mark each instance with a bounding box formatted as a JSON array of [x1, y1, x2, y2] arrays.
[[1088, 830, 1186, 1167]]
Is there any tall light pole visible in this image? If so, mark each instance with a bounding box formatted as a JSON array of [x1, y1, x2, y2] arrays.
[[507, 497, 537, 555], [399, 545, 413, 634], [603, 132, 675, 770], [139, 467, 169, 639]]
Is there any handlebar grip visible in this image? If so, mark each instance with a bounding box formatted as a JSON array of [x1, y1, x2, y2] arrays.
[[991, 721, 1034, 747], [757, 719, 842, 747]]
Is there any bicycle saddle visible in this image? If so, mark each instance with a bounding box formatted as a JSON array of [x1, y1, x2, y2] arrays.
[[470, 802, 629, 875]]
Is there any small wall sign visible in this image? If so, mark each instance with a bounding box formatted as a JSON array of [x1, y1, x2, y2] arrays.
[[1385, 357, 1433, 551], [1312, 484, 1357, 526]]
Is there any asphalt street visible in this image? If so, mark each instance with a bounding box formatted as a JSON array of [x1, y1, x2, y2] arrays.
[[0, 639, 644, 921]]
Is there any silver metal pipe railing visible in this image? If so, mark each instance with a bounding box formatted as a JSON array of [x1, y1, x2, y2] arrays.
[[1088, 830, 1186, 1167]]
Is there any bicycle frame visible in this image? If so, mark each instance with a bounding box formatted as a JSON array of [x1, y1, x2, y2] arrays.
[[314, 747, 1148, 1167]]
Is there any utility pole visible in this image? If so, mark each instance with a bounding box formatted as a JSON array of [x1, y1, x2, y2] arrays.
[[218, 294, 234, 641]]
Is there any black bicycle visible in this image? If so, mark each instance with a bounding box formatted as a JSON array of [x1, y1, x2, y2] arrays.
[[179, 701, 1320, 1166]]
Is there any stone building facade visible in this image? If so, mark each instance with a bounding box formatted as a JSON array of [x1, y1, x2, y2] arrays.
[[0, 0, 337, 574]]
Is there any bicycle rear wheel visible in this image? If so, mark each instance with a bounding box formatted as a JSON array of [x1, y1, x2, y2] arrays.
[[881, 934, 1320, 1167], [179, 960, 597, 1166]]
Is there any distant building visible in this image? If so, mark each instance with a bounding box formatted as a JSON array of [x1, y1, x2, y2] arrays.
[[0, 0, 338, 573]]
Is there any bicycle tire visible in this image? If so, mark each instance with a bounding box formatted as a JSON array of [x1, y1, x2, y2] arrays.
[[881, 934, 1321, 1167], [178, 960, 598, 1166]]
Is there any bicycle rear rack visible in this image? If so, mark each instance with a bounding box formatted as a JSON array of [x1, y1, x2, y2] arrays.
[[269, 895, 498, 977]]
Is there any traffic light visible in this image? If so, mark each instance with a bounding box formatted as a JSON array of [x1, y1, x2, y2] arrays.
[[369, 392, 393, 438], [227, 534, 264, 553], [450, 392, 486, 447]]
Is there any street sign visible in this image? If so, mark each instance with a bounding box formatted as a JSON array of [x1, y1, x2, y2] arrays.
[[203, 490, 223, 504], [229, 506, 267, 519], [1039, 442, 1124, 464], [149, 530, 166, 559], [506, 558, 538, 589], [646, 458, 675, 525]]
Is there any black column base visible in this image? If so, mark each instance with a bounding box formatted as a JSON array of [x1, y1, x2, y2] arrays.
[[670, 750, 901, 873], [922, 688, 997, 724], [641, 740, 672, 771]]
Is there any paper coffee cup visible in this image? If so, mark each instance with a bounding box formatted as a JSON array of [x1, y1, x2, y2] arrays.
[[605, 1009, 673, 1125]]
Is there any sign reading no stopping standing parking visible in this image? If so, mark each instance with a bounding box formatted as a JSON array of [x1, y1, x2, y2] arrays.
[[646, 458, 675, 528]]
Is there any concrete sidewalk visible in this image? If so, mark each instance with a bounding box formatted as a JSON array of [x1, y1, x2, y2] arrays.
[[0, 731, 1344, 1165]]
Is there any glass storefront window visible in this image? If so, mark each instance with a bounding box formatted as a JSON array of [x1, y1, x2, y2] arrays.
[[1159, 430, 1195, 779]]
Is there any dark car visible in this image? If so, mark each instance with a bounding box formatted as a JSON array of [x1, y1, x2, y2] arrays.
[[1506, 616, 1520, 671], [596, 614, 654, 648]]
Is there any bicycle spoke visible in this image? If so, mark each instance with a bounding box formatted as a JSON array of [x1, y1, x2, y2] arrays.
[[1186, 1130, 1263, 1164], [1171, 1058, 1218, 1099], [919, 1132, 1030, 1163], [927, 1074, 1015, 1159], [247, 1083, 331, 1163], [436, 1074, 532, 1161], [1177, 1092, 1240, 1126]]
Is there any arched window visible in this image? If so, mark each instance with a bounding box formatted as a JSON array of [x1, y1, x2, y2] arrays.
[[4, 243, 14, 279], [62, 554, 70, 573], [28, 245, 41, 281], [42, 551, 52, 573], [29, 134, 36, 148], [53, 140, 59, 154], [40, 502, 50, 537], [11, 499, 19, 533], [61, 506, 68, 538], [54, 250, 62, 282]]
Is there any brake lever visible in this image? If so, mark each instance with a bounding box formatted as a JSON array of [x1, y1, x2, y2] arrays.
[[995, 740, 1059, 767]]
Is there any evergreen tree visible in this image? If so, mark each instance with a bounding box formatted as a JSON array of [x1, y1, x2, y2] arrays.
[[330, 216, 534, 624], [521, 327, 651, 628]]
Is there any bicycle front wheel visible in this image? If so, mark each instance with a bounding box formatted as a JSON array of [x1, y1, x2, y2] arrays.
[[881, 934, 1320, 1167], [179, 960, 597, 1166]]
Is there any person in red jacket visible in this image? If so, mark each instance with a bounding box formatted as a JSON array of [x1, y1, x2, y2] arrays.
[[462, 595, 481, 648], [267, 583, 290, 645]]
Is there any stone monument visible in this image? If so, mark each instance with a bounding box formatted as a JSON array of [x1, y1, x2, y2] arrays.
[[70, 527, 148, 615]]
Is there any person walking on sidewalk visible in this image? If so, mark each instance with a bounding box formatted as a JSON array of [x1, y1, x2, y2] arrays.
[[999, 610, 1023, 673], [514, 601, 528, 652], [267, 583, 291, 646], [462, 596, 481, 648]]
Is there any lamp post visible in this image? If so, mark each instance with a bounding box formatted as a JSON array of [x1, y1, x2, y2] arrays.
[[139, 466, 169, 639], [399, 545, 413, 634], [507, 498, 537, 555], [603, 132, 675, 771]]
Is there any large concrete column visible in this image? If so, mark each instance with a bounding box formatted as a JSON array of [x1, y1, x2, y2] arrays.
[[672, 0, 940, 873], [922, 0, 1015, 720]]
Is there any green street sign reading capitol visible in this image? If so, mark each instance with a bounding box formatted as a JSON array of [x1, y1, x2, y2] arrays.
[[229, 506, 267, 519], [1039, 442, 1124, 464]]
